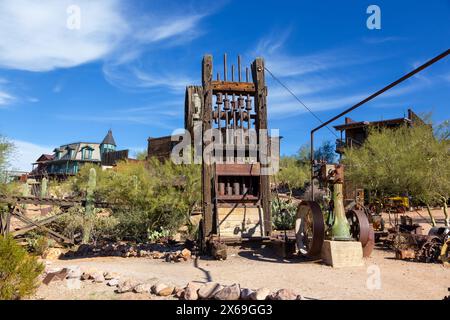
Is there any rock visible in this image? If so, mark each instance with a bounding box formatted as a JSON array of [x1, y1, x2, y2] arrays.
[[296, 295, 303, 300], [103, 272, 119, 280], [66, 265, 82, 279], [250, 287, 270, 300], [107, 279, 119, 287], [183, 282, 202, 300], [269, 289, 298, 300], [181, 248, 191, 260], [80, 272, 91, 281], [152, 251, 164, 259], [151, 283, 168, 295], [174, 287, 185, 299], [133, 283, 152, 294], [198, 282, 223, 299], [42, 268, 68, 285], [158, 286, 175, 296], [91, 272, 105, 283], [138, 250, 151, 257], [240, 288, 254, 300], [211, 241, 227, 260], [214, 284, 240, 300], [76, 244, 92, 256], [43, 248, 62, 260], [116, 280, 137, 293]]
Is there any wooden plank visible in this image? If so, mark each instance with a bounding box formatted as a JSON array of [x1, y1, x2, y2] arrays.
[[11, 210, 69, 236], [12, 208, 73, 244], [215, 163, 260, 176], [211, 81, 255, 94], [217, 207, 264, 238], [202, 55, 214, 238], [252, 58, 272, 237]]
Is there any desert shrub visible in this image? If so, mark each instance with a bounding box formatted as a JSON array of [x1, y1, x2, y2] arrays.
[[271, 197, 298, 230], [274, 156, 309, 195], [53, 158, 201, 243], [26, 233, 54, 257], [0, 235, 44, 300], [147, 227, 171, 243], [55, 206, 119, 243]]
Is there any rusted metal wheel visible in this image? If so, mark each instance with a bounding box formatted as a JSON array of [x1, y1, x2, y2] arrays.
[[346, 209, 375, 257], [295, 201, 325, 257], [419, 237, 442, 263]]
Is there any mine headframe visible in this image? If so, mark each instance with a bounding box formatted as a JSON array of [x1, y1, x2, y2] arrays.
[[185, 54, 272, 252]]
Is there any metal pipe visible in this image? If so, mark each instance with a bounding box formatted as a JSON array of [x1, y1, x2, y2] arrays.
[[223, 53, 227, 81], [238, 55, 242, 82], [309, 48, 450, 201]]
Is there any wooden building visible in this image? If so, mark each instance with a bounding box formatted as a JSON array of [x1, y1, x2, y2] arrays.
[[30, 130, 129, 180], [334, 109, 425, 156]]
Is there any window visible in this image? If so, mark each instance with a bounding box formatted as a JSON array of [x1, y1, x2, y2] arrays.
[[82, 147, 93, 160]]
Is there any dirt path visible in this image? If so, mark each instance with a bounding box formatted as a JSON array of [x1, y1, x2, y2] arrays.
[[36, 244, 449, 300]]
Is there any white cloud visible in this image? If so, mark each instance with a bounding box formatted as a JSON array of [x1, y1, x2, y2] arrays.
[[9, 140, 52, 171], [0, 1, 210, 92], [0, 0, 128, 72], [134, 14, 204, 43], [0, 90, 15, 106], [254, 31, 385, 78]]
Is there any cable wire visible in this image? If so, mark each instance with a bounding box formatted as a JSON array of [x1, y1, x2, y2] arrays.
[[264, 66, 338, 138]]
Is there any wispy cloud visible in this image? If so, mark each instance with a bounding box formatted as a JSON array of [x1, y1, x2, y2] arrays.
[[362, 36, 405, 44], [0, 90, 15, 107], [0, 0, 211, 94], [0, 0, 127, 72], [254, 30, 386, 78]]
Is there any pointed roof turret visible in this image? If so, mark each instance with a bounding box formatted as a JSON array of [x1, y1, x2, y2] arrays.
[[101, 129, 116, 146]]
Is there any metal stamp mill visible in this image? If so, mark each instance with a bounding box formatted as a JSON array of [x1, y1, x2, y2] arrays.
[[185, 54, 274, 255]]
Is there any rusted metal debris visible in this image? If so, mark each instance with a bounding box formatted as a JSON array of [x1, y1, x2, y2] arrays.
[[386, 218, 450, 264]]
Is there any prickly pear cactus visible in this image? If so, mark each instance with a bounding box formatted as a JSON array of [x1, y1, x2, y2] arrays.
[[82, 168, 97, 244]]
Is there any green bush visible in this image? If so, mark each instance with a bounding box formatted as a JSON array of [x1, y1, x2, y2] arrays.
[[64, 159, 201, 242], [55, 206, 119, 243], [0, 235, 44, 300], [26, 234, 54, 257]]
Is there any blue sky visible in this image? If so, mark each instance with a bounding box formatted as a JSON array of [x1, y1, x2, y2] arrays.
[[0, 0, 449, 170]]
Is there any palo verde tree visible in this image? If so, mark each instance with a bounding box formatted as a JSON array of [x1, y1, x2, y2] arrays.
[[343, 123, 450, 226]]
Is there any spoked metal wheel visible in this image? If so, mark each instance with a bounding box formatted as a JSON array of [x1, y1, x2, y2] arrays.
[[295, 201, 325, 257], [346, 209, 375, 257]]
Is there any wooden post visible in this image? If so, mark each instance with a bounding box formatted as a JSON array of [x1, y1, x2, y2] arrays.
[[252, 57, 271, 236], [202, 55, 214, 240]]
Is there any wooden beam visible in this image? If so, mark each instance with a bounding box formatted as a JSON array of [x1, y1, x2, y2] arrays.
[[12, 207, 73, 244], [10, 210, 69, 236], [252, 57, 272, 237], [202, 55, 214, 240], [211, 81, 255, 94]]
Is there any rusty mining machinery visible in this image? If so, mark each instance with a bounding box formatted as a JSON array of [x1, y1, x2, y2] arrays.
[[296, 162, 375, 258], [185, 49, 449, 260], [185, 54, 273, 256], [296, 49, 450, 260]]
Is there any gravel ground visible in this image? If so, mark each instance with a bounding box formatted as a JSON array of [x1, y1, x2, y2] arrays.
[[30, 208, 449, 300], [33, 244, 449, 300]]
